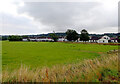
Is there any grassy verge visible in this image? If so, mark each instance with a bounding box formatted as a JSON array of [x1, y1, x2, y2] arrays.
[[2, 52, 118, 82]]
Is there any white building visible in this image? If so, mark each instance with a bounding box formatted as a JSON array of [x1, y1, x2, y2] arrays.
[[36, 37, 53, 42], [89, 35, 117, 43], [110, 37, 118, 43], [22, 38, 28, 41], [22, 37, 53, 42], [58, 37, 68, 42], [97, 35, 110, 43], [58, 37, 65, 42], [22, 37, 68, 42]]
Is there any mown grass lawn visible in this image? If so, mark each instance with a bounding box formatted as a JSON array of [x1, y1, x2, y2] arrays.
[[2, 41, 118, 71]]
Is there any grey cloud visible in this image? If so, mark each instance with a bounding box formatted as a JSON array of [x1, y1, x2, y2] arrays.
[[17, 2, 118, 33], [1, 13, 40, 35]]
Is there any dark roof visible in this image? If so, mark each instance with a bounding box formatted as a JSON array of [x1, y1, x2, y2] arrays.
[[90, 36, 101, 40], [110, 37, 118, 40]]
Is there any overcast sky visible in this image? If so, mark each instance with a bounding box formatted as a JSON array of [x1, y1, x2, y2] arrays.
[[0, 0, 119, 35]]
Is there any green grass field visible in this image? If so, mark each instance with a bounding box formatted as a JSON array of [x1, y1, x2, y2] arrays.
[[2, 41, 118, 71]]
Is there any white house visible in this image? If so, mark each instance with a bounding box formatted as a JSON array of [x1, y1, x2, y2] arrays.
[[97, 35, 110, 43], [89, 35, 117, 43]]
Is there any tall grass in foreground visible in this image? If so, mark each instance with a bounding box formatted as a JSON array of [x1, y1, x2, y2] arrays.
[[2, 52, 118, 82]]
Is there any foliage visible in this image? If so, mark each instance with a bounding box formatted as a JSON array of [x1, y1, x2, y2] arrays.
[[80, 29, 89, 42], [8, 35, 22, 41], [0, 36, 2, 41], [66, 29, 79, 41], [117, 36, 120, 43], [49, 33, 58, 42], [22, 35, 28, 38], [2, 36, 8, 40]]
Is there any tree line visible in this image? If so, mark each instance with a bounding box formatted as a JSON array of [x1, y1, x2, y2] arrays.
[[5, 29, 89, 42], [50, 29, 89, 42], [3, 29, 120, 43], [4, 35, 28, 41]]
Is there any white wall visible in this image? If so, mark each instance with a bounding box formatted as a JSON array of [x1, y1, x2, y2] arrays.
[[111, 40, 118, 43], [97, 35, 110, 43], [89, 40, 98, 43], [29, 38, 53, 41], [58, 38, 64, 41], [98, 39, 108, 43], [22, 39, 28, 41]]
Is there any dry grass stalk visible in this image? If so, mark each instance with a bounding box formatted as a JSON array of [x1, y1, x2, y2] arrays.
[[2, 52, 118, 82]]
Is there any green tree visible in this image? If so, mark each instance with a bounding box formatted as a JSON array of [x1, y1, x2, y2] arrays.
[[66, 29, 79, 41], [50, 32, 58, 42], [80, 29, 89, 42], [118, 36, 120, 43], [8, 35, 23, 41], [2, 36, 8, 40], [0, 36, 2, 41], [22, 35, 28, 38]]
